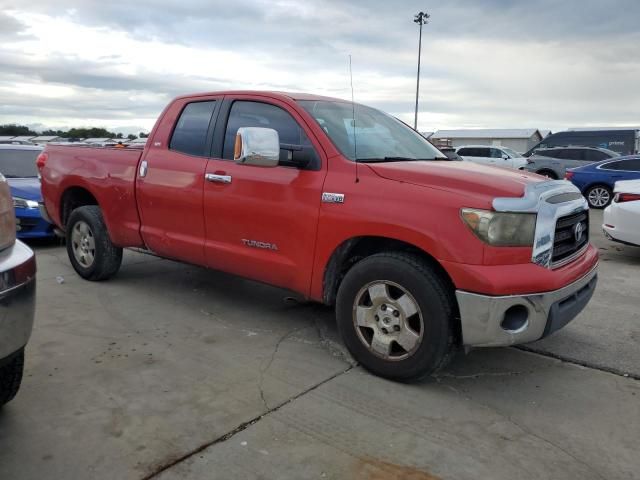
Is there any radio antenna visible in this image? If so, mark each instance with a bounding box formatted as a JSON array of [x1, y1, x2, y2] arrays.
[[349, 54, 359, 183]]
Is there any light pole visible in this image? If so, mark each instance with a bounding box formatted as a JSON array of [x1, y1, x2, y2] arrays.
[[413, 11, 430, 131]]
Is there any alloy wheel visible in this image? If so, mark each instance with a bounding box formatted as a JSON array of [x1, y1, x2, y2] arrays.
[[352, 281, 424, 361]]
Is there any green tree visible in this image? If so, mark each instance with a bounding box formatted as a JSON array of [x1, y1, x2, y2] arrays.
[[0, 124, 38, 136], [127, 134, 137, 140]]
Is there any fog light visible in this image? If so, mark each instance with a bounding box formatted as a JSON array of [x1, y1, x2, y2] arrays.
[[501, 305, 529, 333]]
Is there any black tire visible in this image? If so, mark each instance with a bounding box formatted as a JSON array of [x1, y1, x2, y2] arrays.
[[536, 169, 558, 180], [585, 184, 613, 209], [336, 252, 457, 381], [0, 349, 24, 407], [66, 206, 123, 281]]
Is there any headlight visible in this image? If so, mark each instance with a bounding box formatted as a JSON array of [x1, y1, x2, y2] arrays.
[[0, 175, 16, 250], [461, 208, 536, 247], [13, 197, 39, 209]]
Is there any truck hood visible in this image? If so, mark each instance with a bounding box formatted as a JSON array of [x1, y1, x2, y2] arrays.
[[7, 177, 42, 201], [367, 161, 544, 200]]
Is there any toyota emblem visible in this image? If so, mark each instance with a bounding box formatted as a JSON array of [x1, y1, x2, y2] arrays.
[[574, 222, 584, 242]]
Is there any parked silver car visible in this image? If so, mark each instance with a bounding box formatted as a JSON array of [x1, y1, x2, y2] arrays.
[[524, 146, 619, 179], [0, 172, 36, 406]]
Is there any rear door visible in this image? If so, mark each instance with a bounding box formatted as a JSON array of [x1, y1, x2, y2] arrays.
[[136, 97, 221, 264], [202, 96, 327, 294]]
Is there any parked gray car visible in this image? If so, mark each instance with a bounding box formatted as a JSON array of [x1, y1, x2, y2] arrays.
[[524, 146, 619, 179], [0, 173, 36, 406]]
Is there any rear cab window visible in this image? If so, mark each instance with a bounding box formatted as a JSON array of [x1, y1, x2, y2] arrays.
[[170, 101, 217, 157]]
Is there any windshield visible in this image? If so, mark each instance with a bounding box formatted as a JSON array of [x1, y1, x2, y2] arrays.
[[0, 149, 40, 178], [298, 100, 447, 162], [502, 147, 522, 158]]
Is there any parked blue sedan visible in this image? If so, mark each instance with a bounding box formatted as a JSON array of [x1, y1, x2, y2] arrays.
[[566, 155, 640, 208], [0, 144, 54, 238]]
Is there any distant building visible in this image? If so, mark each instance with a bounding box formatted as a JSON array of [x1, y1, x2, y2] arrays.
[[431, 129, 544, 153], [128, 138, 147, 145], [31, 136, 63, 145], [84, 137, 112, 144]]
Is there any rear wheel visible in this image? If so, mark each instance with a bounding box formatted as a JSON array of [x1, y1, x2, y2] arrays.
[[66, 206, 122, 280], [336, 252, 457, 381], [0, 349, 24, 407], [585, 185, 612, 209]]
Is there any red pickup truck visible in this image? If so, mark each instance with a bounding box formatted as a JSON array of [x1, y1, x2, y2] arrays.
[[38, 91, 598, 380]]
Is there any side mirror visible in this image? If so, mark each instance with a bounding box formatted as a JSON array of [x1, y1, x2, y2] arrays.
[[502, 154, 509, 160], [234, 127, 280, 167]]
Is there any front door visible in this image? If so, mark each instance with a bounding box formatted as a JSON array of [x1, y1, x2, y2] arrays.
[[136, 97, 220, 265], [203, 97, 327, 295]]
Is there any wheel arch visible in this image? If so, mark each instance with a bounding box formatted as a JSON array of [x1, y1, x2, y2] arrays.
[[322, 236, 457, 306], [323, 236, 462, 346], [535, 168, 559, 179], [60, 186, 99, 228]]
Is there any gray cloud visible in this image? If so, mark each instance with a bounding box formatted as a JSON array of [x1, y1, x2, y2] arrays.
[[0, 0, 639, 133]]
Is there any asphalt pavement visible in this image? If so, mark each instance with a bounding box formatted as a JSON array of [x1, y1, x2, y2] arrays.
[[0, 209, 637, 480]]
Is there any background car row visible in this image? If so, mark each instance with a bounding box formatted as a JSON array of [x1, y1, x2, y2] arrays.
[[0, 145, 53, 239]]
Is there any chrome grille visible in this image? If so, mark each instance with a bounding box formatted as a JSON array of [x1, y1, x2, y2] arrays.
[[552, 210, 589, 267]]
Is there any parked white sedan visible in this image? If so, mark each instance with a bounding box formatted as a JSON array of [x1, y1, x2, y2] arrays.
[[455, 145, 527, 170], [603, 180, 640, 247]]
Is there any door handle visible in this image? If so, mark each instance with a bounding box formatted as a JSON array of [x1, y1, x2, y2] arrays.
[[139, 160, 148, 178], [205, 173, 232, 184]]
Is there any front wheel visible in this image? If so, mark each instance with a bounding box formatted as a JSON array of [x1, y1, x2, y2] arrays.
[[586, 185, 612, 209], [336, 252, 457, 381], [66, 206, 123, 281]]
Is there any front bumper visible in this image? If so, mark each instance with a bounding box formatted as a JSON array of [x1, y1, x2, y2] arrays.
[[456, 265, 597, 347], [0, 241, 36, 360]]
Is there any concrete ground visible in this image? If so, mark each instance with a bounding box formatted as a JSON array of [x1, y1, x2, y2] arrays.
[[0, 210, 638, 479]]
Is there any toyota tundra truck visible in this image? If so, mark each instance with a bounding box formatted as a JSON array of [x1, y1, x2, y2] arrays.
[[38, 91, 598, 380]]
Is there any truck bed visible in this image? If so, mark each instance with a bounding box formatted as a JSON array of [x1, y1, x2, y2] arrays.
[[40, 144, 145, 247]]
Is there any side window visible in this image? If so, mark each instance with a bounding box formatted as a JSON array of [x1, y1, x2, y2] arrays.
[[545, 149, 563, 159], [478, 148, 491, 157], [170, 101, 216, 157], [222, 101, 318, 168], [601, 161, 623, 171], [620, 159, 640, 172], [490, 148, 504, 158], [562, 149, 583, 161], [584, 150, 608, 162], [457, 148, 471, 156]]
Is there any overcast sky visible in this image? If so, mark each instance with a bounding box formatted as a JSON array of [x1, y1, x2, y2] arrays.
[[0, 0, 638, 135]]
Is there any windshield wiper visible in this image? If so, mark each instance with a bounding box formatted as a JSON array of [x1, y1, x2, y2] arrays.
[[357, 156, 449, 163]]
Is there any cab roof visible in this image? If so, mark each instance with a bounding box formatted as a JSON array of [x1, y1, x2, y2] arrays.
[[173, 90, 350, 103]]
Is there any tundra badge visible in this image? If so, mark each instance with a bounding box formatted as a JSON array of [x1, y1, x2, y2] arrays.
[[322, 192, 345, 204], [241, 239, 278, 251]]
